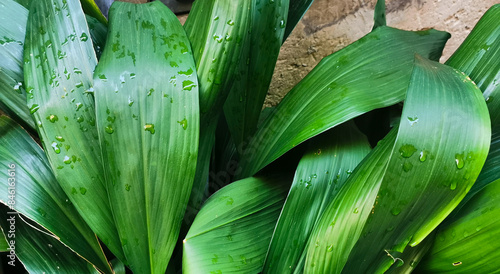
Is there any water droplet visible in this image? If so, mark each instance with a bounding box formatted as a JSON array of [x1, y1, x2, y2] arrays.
[[179, 68, 193, 76], [452, 261, 462, 266], [71, 187, 77, 194], [63, 156, 71, 164], [80, 33, 88, 41], [55, 136, 64, 142], [407, 116, 419, 126], [75, 82, 84, 88], [130, 73, 136, 79], [455, 153, 465, 169], [80, 187, 87, 195], [76, 116, 84, 123], [419, 150, 428, 162], [403, 162, 413, 172], [128, 97, 134, 106], [399, 144, 417, 158], [105, 126, 114, 134], [279, 19, 285, 28], [51, 142, 61, 154], [305, 182, 311, 189], [47, 114, 59, 123], [98, 74, 107, 80], [450, 181, 457, 190], [177, 118, 188, 130], [213, 16, 219, 21], [353, 208, 359, 214], [125, 184, 131, 191], [227, 20, 234, 26], [327, 245, 334, 252], [144, 123, 155, 134], [75, 102, 83, 111], [391, 207, 401, 216], [30, 104, 40, 114]]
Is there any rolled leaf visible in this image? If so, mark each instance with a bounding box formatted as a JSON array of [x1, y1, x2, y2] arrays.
[[263, 122, 371, 273], [238, 26, 450, 178], [284, 0, 314, 41], [373, 0, 386, 30], [86, 15, 107, 59], [23, 0, 124, 262], [0, 205, 97, 273], [417, 178, 500, 273], [223, 0, 289, 146], [80, 0, 107, 25], [93, 1, 199, 273], [306, 56, 490, 273], [0, 0, 34, 130], [0, 115, 110, 273], [183, 0, 253, 214], [183, 176, 290, 274]]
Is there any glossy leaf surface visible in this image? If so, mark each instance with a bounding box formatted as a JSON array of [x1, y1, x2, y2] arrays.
[[94, 2, 199, 272]]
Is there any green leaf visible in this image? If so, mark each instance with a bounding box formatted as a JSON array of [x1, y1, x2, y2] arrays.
[[446, 4, 500, 127], [86, 15, 107, 59], [111, 258, 126, 274], [0, 0, 35, 130], [0, 116, 111, 272], [385, 234, 435, 274], [284, 0, 314, 41], [184, 0, 252, 122], [373, 0, 386, 30], [238, 26, 450, 178], [263, 122, 371, 273], [13, 0, 31, 9], [183, 0, 253, 214], [223, 0, 289, 146], [93, 1, 199, 273], [0, 229, 7, 252], [23, 0, 124, 263], [417, 178, 500, 273], [0, 205, 97, 273], [80, 0, 107, 25], [305, 56, 490, 273], [183, 176, 290, 274]]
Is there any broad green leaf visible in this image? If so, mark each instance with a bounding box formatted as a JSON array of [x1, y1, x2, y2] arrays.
[[183, 0, 253, 214], [93, 2, 199, 273], [0, 116, 111, 272], [0, 0, 34, 130], [183, 176, 290, 274], [284, 0, 314, 41], [223, 0, 289, 146], [373, 0, 386, 30], [304, 127, 397, 274], [86, 15, 107, 59], [80, 0, 107, 25], [238, 26, 450, 178], [263, 122, 371, 273], [305, 56, 490, 273], [385, 234, 434, 273], [24, 0, 124, 262], [446, 4, 500, 126], [417, 178, 500, 273], [0, 205, 97, 273], [445, 4, 500, 199]]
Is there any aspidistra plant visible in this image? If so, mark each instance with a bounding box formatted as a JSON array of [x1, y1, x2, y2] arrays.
[[0, 0, 499, 273]]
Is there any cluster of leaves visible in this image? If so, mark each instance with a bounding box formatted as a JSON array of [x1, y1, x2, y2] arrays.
[[0, 0, 499, 273]]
